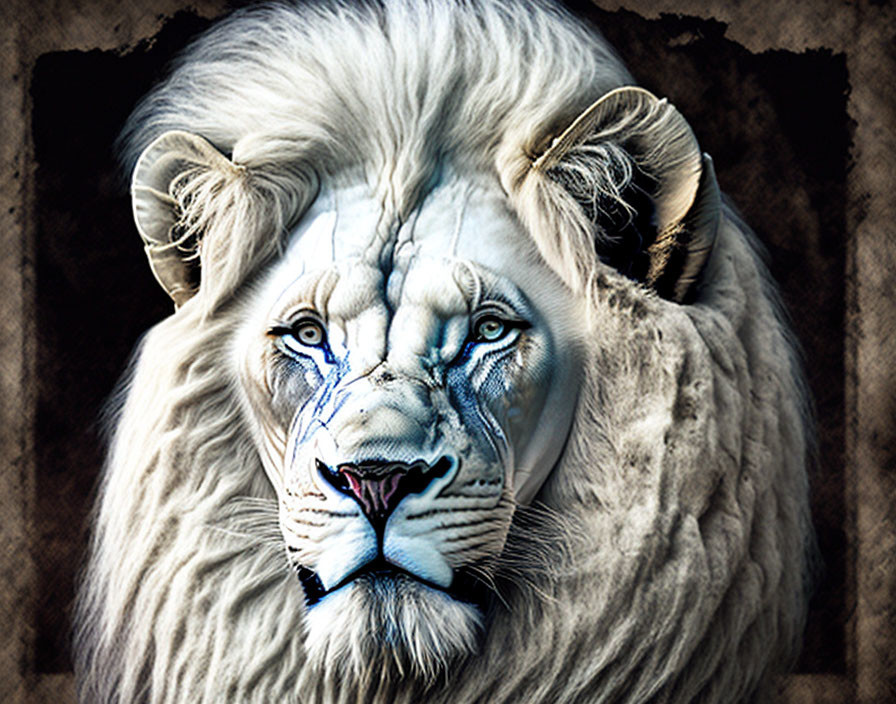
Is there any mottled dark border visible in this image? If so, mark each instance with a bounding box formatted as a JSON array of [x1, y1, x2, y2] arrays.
[[3, 0, 894, 701]]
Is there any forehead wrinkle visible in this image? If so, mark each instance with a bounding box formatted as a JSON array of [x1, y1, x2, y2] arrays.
[[322, 186, 336, 265], [412, 254, 534, 319], [449, 258, 533, 317], [364, 209, 401, 268], [364, 162, 426, 273], [449, 181, 475, 257], [392, 254, 481, 315], [268, 262, 308, 315], [452, 259, 484, 310], [399, 250, 535, 312], [316, 180, 390, 264], [268, 268, 341, 322], [396, 201, 424, 256]]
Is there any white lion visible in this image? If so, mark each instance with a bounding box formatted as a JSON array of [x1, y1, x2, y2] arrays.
[[75, 1, 814, 702]]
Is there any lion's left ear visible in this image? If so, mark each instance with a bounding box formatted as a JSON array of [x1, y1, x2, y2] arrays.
[[131, 130, 237, 307], [532, 86, 720, 303]]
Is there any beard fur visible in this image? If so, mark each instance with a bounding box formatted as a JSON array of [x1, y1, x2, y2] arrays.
[[303, 574, 482, 685]]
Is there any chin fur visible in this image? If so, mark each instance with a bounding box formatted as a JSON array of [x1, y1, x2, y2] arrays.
[[303, 574, 482, 683]]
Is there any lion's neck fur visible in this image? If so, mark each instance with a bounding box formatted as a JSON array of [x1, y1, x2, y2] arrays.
[[76, 215, 811, 704]]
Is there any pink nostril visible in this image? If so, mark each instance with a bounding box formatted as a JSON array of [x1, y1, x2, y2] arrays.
[[317, 457, 454, 529], [341, 468, 407, 520]]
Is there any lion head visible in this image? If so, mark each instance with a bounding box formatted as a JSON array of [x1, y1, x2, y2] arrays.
[[75, 1, 814, 702], [229, 168, 585, 671]]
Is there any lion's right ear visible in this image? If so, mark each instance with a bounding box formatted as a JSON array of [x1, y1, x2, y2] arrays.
[[524, 87, 721, 303], [131, 131, 235, 307]]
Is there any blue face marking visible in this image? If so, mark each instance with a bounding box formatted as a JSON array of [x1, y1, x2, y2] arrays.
[[276, 292, 524, 476], [292, 349, 353, 448], [445, 344, 509, 466], [278, 326, 337, 366]]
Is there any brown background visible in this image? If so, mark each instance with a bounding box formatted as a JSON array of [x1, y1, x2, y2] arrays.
[[1, 0, 893, 702]]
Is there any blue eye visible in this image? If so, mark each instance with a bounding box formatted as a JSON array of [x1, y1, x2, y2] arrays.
[[474, 315, 506, 342], [469, 308, 532, 346]]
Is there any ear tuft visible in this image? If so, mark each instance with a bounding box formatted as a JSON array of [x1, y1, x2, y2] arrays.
[[131, 131, 235, 307], [532, 86, 720, 303]]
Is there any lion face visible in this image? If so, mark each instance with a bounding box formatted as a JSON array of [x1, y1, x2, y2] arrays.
[[234, 174, 582, 672], [76, 2, 815, 699]]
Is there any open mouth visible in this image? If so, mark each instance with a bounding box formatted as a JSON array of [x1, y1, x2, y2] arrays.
[[295, 557, 484, 607]]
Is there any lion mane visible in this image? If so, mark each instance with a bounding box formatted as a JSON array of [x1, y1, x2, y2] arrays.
[[75, 1, 814, 703]]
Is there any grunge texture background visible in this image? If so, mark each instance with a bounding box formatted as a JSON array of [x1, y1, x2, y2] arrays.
[[1, 1, 892, 701]]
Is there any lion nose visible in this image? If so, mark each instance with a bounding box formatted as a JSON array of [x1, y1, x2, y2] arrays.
[[316, 458, 453, 530]]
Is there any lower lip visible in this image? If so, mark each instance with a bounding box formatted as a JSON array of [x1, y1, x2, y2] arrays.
[[296, 559, 481, 607]]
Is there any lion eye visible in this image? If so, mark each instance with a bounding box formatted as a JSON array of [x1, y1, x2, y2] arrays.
[[473, 315, 507, 342], [269, 316, 329, 355], [294, 320, 325, 346]]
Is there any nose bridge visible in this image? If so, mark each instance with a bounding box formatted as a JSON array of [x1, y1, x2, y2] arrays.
[[385, 300, 447, 382], [330, 368, 436, 458]]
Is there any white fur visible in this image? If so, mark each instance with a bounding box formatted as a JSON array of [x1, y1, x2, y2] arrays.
[[76, 1, 814, 703], [304, 577, 482, 682]]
